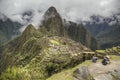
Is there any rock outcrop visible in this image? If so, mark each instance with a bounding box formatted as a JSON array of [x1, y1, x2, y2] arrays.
[[65, 21, 98, 50], [73, 66, 94, 80], [73, 66, 120, 80], [41, 6, 65, 36], [94, 70, 120, 80]]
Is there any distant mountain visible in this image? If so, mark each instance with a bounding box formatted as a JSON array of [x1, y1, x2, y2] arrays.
[[84, 15, 120, 49], [0, 17, 22, 47], [97, 24, 120, 49]]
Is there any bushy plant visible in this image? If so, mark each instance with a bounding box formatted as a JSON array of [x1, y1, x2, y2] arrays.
[[0, 66, 30, 80]]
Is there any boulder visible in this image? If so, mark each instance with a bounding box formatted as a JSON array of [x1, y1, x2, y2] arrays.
[[73, 66, 94, 80], [90, 69, 120, 80]]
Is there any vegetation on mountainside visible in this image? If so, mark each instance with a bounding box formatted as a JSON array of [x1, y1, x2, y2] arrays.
[[97, 25, 120, 49], [2, 6, 119, 80], [0, 31, 7, 46], [96, 46, 120, 55], [0, 24, 95, 80], [1, 54, 120, 80], [85, 19, 120, 49], [0, 66, 30, 80], [47, 60, 92, 80], [66, 21, 98, 50]]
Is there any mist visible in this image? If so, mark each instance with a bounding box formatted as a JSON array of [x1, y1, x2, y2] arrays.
[[0, 0, 120, 30]]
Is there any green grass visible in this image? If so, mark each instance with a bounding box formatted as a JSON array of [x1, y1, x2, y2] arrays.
[[110, 55, 120, 60], [96, 50, 105, 53], [112, 47, 117, 51], [0, 66, 30, 80], [47, 60, 92, 80]]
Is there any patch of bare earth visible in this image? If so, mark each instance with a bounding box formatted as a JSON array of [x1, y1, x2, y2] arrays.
[[88, 60, 120, 77]]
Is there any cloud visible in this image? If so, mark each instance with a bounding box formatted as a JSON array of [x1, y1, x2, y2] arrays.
[[0, 0, 120, 29], [0, 13, 7, 21]]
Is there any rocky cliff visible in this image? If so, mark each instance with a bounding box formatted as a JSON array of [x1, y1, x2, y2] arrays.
[[41, 7, 65, 37], [65, 21, 98, 50], [40, 7, 98, 50]]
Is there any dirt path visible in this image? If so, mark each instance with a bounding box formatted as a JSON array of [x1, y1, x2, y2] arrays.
[[88, 60, 120, 77]]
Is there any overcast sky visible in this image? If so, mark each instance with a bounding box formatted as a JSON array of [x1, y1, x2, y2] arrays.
[[0, 0, 120, 29]]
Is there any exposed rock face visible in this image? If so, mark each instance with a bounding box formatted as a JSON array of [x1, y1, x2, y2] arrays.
[[65, 21, 98, 50], [73, 66, 94, 80], [94, 70, 120, 80], [42, 6, 65, 36], [41, 7, 98, 50]]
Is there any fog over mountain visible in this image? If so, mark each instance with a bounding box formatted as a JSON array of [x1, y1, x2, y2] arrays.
[[0, 1, 120, 80], [0, 0, 120, 30]]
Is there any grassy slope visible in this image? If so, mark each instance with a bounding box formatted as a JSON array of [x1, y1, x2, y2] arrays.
[[47, 55, 120, 80], [96, 46, 120, 58], [47, 60, 92, 80]]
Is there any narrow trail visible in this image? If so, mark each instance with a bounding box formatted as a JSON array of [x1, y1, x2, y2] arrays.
[[88, 60, 120, 79]]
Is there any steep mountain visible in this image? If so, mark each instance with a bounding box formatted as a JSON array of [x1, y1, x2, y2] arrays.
[[65, 21, 98, 50], [84, 16, 120, 49], [0, 6, 98, 80], [0, 17, 22, 47], [41, 7, 65, 36], [41, 6, 98, 50], [0, 24, 93, 80]]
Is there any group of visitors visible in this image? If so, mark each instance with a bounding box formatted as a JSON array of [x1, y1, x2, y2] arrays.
[[92, 53, 110, 65]]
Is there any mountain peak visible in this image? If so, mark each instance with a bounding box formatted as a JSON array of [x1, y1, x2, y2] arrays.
[[21, 24, 41, 40], [20, 24, 36, 42], [44, 6, 59, 18], [24, 24, 36, 32], [48, 6, 57, 12], [41, 6, 65, 36], [47, 6, 57, 14]]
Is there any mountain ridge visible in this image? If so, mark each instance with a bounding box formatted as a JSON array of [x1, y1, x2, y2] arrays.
[[0, 6, 98, 80], [0, 18, 22, 47], [40, 6, 98, 50]]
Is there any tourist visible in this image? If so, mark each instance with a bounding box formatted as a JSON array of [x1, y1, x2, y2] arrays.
[[102, 54, 110, 65], [92, 54, 98, 63]]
